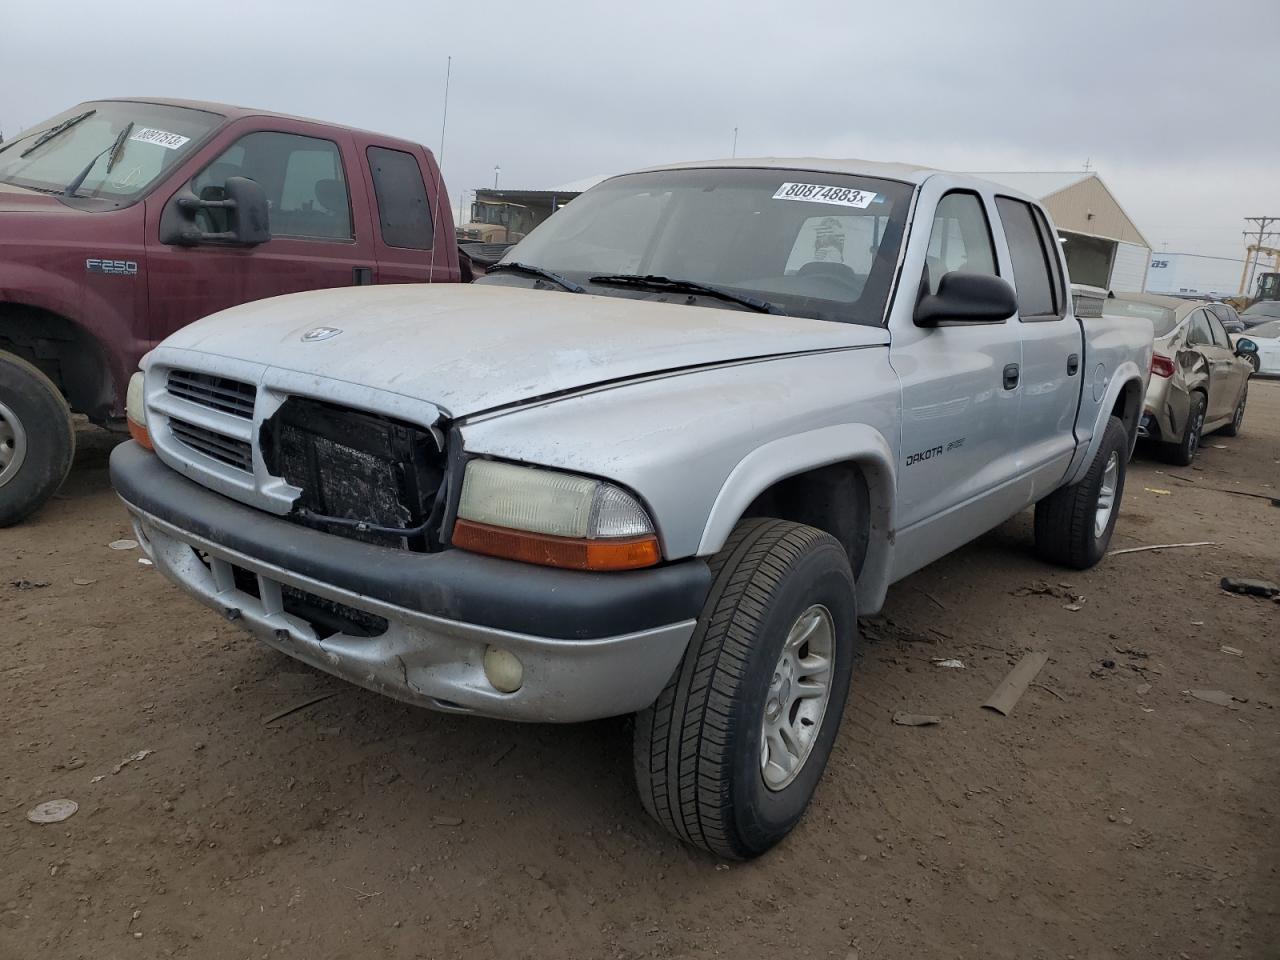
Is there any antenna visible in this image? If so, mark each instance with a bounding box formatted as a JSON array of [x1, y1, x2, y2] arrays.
[[428, 55, 452, 285]]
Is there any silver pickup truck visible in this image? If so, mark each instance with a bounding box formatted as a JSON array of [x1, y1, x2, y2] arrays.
[[111, 159, 1153, 858]]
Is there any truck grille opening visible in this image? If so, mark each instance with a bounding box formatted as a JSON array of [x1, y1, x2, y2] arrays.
[[167, 370, 256, 419], [170, 417, 253, 472], [260, 397, 444, 551], [227, 563, 387, 640]]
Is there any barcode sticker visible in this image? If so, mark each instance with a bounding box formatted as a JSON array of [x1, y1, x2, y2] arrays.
[[128, 127, 191, 150], [773, 182, 877, 208]]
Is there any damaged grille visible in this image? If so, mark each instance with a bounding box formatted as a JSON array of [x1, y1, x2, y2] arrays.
[[170, 417, 253, 472], [260, 397, 444, 550], [167, 370, 256, 419]]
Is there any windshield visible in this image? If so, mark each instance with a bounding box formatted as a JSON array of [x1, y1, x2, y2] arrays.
[[1102, 297, 1179, 337], [1245, 318, 1280, 339], [1243, 300, 1280, 319], [487, 168, 915, 326], [0, 101, 222, 203]]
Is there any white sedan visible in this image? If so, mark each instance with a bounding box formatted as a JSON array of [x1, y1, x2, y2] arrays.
[[1232, 318, 1280, 375]]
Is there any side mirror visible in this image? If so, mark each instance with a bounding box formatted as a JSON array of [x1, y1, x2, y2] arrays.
[[159, 175, 271, 247], [915, 271, 1018, 327], [1235, 338, 1258, 358]]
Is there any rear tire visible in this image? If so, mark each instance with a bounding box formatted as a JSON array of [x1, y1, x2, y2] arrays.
[[1219, 385, 1246, 437], [633, 518, 856, 859], [1163, 392, 1205, 466], [1034, 416, 1128, 569], [0, 351, 75, 527]]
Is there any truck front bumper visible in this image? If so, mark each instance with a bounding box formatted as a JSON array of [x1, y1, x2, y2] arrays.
[[110, 442, 709, 722]]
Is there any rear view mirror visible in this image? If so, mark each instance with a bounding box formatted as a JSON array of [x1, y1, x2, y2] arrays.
[[160, 175, 271, 247], [915, 272, 1018, 326]]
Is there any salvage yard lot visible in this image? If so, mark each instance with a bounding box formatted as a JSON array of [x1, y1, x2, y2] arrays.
[[3, 382, 1278, 960]]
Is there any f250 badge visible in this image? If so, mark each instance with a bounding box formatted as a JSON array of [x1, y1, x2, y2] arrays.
[[86, 258, 138, 276]]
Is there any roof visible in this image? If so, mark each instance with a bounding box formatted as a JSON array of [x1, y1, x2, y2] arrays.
[[634, 156, 941, 185], [965, 171, 1096, 199], [84, 97, 421, 146]]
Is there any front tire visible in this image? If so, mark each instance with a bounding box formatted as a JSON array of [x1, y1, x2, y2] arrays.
[[0, 351, 75, 527], [633, 518, 856, 859], [1219, 385, 1246, 437], [1034, 415, 1128, 569]]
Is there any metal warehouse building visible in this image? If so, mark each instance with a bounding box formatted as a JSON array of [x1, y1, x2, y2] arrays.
[[972, 172, 1152, 292]]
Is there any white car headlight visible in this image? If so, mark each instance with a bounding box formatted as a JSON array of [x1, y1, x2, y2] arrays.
[[454, 460, 658, 570]]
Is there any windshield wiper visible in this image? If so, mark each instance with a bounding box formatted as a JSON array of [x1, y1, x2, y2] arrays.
[[19, 109, 96, 158], [64, 122, 133, 198], [486, 261, 585, 293], [588, 274, 781, 314]]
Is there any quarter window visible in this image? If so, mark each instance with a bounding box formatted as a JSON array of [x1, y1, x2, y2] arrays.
[[1186, 309, 1214, 346], [191, 131, 352, 240], [367, 146, 435, 249], [924, 192, 998, 295], [995, 197, 1058, 319]]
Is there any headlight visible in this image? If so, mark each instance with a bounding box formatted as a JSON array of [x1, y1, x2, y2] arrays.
[[126, 372, 153, 450], [453, 460, 659, 570]]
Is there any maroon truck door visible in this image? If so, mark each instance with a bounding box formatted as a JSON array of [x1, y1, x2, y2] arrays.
[[143, 120, 377, 344], [357, 140, 457, 284]]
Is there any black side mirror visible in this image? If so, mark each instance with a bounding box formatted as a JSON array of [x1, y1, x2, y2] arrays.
[[915, 271, 1018, 327], [159, 176, 271, 247], [1234, 338, 1258, 359]]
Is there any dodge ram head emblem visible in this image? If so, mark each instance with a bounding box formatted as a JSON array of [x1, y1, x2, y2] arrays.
[[301, 326, 342, 342]]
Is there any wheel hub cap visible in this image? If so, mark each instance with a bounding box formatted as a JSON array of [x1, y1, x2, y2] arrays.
[[0, 399, 29, 489], [760, 604, 835, 792], [1094, 450, 1120, 539]]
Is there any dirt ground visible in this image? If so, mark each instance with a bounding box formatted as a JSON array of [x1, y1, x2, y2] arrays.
[[3, 383, 1278, 960]]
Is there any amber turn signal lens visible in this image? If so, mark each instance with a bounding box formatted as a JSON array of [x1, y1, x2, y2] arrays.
[[452, 519, 660, 571], [127, 417, 153, 450]]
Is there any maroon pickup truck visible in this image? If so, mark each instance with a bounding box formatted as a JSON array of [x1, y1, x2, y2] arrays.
[[0, 97, 467, 525]]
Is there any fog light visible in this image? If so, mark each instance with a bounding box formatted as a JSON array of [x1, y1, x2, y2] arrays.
[[483, 646, 524, 693]]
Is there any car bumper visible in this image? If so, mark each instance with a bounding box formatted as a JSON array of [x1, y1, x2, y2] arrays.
[[110, 442, 710, 722]]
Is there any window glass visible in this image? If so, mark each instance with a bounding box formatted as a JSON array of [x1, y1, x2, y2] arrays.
[[785, 215, 884, 279], [1209, 304, 1238, 328], [0, 101, 220, 202], [367, 146, 435, 249], [1186, 310, 1214, 346], [192, 131, 351, 240], [486, 168, 915, 327], [995, 197, 1057, 318], [924, 192, 997, 294], [1033, 206, 1067, 310], [1246, 319, 1280, 339], [1205, 312, 1231, 348]]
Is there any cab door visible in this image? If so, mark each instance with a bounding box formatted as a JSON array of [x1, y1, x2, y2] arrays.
[[1203, 309, 1245, 421], [889, 184, 1023, 579], [357, 142, 457, 284], [144, 122, 377, 344], [994, 196, 1081, 498]]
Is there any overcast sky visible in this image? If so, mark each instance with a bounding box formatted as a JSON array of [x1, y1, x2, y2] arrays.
[[5, 0, 1277, 259]]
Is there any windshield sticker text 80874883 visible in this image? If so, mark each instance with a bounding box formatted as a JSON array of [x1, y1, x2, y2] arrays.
[[772, 182, 877, 208]]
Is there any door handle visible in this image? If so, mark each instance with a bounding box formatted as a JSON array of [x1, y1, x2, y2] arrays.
[[353, 266, 374, 286], [1003, 363, 1020, 390], [1067, 353, 1080, 376]]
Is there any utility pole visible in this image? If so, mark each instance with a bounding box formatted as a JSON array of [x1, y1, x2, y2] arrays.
[[731, 127, 738, 158], [493, 164, 500, 190], [1240, 216, 1279, 296]]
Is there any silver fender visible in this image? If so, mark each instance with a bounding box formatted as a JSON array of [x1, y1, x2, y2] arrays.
[[1064, 360, 1146, 486], [697, 423, 898, 616]]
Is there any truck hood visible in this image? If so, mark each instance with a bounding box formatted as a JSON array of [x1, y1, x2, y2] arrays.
[[0, 182, 66, 213], [161, 283, 889, 417]]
